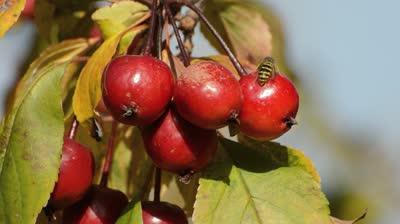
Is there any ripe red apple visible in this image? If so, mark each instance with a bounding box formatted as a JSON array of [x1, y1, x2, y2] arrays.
[[48, 138, 94, 210], [102, 55, 174, 126], [63, 185, 128, 224], [239, 72, 299, 140], [141, 109, 217, 175], [142, 201, 188, 224], [174, 61, 242, 129]]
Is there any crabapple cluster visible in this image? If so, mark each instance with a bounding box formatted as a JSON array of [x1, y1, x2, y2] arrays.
[[42, 0, 299, 222], [101, 54, 299, 176], [46, 54, 298, 224]]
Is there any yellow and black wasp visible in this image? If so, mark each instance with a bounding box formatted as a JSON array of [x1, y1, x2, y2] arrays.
[[257, 57, 276, 86]]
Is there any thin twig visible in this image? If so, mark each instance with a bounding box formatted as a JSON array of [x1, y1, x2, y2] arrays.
[[164, 11, 179, 78], [153, 168, 162, 202], [157, 1, 164, 59], [100, 120, 118, 187], [165, 3, 191, 66], [70, 56, 89, 63], [178, 0, 247, 76], [143, 0, 159, 56]]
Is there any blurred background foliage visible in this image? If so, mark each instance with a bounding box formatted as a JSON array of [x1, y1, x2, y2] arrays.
[[1, 0, 399, 223]]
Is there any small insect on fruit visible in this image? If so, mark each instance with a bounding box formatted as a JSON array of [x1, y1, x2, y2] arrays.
[[238, 57, 299, 141], [257, 56, 275, 86]]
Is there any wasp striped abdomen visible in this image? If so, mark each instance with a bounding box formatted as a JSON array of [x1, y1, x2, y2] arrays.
[[257, 57, 275, 86]]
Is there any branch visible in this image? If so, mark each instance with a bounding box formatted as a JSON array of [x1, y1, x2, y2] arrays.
[[143, 0, 159, 56], [153, 168, 162, 202], [170, 0, 247, 76], [165, 3, 191, 66]]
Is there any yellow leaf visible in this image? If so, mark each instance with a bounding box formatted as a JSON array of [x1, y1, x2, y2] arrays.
[[72, 34, 122, 123], [0, 0, 25, 37], [92, 0, 148, 39], [118, 24, 148, 55], [72, 15, 150, 123]]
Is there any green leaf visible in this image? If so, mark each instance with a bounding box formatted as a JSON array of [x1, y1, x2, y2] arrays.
[[60, 63, 83, 118], [0, 0, 26, 37], [0, 38, 91, 171], [108, 125, 135, 195], [201, 0, 272, 65], [237, 135, 321, 184], [72, 35, 121, 123], [27, 38, 93, 76], [92, 1, 148, 39], [92, 1, 149, 55], [108, 126, 153, 197], [21, 38, 90, 89], [193, 138, 331, 224], [0, 64, 66, 224], [35, 0, 57, 44], [157, 173, 198, 216], [34, 0, 97, 46], [0, 118, 4, 134], [125, 128, 153, 198], [116, 196, 143, 224]]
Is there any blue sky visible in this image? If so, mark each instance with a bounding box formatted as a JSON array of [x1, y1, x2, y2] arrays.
[[264, 0, 399, 150]]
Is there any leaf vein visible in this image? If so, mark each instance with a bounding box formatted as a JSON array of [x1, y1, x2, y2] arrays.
[[235, 167, 262, 224], [9, 147, 23, 223], [210, 182, 227, 224]]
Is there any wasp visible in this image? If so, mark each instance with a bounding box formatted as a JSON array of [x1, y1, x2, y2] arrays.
[[257, 57, 276, 86]]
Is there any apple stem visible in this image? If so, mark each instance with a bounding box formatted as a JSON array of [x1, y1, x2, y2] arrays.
[[143, 0, 159, 56], [153, 11, 164, 201], [157, 1, 164, 59], [68, 117, 79, 140], [165, 3, 191, 67], [154, 167, 162, 202], [164, 16, 179, 79], [100, 120, 118, 187], [178, 0, 247, 76]]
